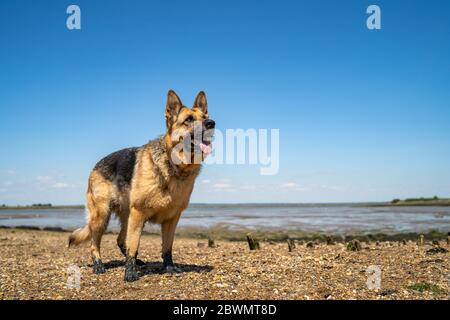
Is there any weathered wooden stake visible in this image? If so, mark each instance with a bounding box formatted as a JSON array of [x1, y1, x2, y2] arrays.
[[246, 234, 260, 250], [208, 238, 215, 248], [346, 239, 362, 252], [306, 241, 314, 248], [326, 236, 334, 245], [418, 234, 424, 246], [287, 238, 296, 252]]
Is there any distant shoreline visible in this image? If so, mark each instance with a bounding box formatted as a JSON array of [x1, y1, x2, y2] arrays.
[[0, 205, 84, 210], [1, 200, 450, 210], [365, 198, 450, 207], [365, 201, 450, 207]]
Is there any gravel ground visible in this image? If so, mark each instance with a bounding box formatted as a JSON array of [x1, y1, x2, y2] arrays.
[[0, 228, 448, 300]]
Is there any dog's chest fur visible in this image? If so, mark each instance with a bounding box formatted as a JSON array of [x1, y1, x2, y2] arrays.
[[130, 137, 200, 223]]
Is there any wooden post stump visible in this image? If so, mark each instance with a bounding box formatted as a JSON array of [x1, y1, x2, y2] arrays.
[[287, 238, 296, 252], [246, 234, 260, 250], [346, 239, 362, 251], [306, 241, 314, 248], [418, 234, 424, 246], [326, 236, 334, 245]]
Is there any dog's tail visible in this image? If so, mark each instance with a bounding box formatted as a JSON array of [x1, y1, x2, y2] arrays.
[[68, 195, 93, 247], [68, 225, 91, 247]]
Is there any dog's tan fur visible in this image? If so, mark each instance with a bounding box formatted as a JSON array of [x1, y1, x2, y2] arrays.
[[69, 90, 213, 280]]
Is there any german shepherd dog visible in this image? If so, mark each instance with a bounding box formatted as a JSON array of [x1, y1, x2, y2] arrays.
[[68, 90, 215, 282]]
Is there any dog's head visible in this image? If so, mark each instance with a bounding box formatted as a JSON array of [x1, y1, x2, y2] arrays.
[[164, 90, 215, 168]]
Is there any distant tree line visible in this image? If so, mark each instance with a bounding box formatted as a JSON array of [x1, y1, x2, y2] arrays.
[[391, 196, 440, 204], [0, 203, 53, 208]]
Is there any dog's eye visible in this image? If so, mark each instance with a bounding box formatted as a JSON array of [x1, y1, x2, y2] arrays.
[[184, 116, 194, 124]]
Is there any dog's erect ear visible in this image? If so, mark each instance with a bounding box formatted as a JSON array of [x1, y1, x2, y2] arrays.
[[193, 91, 208, 115], [165, 90, 183, 126]]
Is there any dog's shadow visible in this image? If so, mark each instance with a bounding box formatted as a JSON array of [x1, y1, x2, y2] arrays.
[[102, 259, 213, 278]]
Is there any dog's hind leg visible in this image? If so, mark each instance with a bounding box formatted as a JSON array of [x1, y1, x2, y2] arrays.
[[116, 209, 129, 257], [88, 193, 111, 274]]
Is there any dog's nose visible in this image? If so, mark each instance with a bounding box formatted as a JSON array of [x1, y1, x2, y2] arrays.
[[204, 119, 215, 129]]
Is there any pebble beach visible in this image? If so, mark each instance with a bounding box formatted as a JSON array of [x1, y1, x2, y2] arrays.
[[0, 227, 448, 300]]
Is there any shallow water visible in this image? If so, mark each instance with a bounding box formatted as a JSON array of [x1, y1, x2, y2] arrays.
[[1, 204, 449, 235]]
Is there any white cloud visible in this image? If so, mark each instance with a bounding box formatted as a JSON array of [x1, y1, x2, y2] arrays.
[[239, 185, 257, 191], [279, 182, 309, 192], [213, 183, 233, 189], [35, 175, 73, 189], [52, 182, 70, 189], [201, 179, 210, 184], [281, 182, 299, 188], [211, 183, 235, 192], [36, 176, 53, 183]]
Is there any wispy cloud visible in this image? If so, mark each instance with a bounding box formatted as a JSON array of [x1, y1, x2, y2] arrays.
[[52, 182, 70, 189], [35, 175, 74, 189], [281, 182, 299, 188], [279, 182, 309, 192], [36, 176, 53, 183], [212, 183, 235, 192], [239, 184, 257, 191], [213, 183, 233, 189]]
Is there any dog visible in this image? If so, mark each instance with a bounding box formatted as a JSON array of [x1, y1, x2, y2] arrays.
[[68, 90, 215, 282]]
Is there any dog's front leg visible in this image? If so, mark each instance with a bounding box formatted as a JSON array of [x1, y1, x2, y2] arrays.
[[161, 211, 182, 273], [124, 207, 146, 282]]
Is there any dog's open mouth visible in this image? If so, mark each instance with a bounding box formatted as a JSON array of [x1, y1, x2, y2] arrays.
[[192, 139, 212, 155]]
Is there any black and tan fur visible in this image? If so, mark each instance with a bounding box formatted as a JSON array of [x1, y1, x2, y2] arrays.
[[68, 90, 215, 281]]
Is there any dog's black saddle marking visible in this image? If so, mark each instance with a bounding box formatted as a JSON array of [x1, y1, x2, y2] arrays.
[[94, 147, 139, 190]]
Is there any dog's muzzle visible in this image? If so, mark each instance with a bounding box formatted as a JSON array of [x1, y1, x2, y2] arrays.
[[204, 119, 215, 130], [197, 119, 215, 155]]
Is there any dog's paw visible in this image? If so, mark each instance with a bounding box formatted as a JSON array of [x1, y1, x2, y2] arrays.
[[124, 258, 139, 282], [163, 265, 182, 273], [92, 258, 106, 274], [124, 269, 139, 282]]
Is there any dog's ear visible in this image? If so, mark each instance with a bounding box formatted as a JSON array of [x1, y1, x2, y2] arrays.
[[193, 91, 208, 115], [165, 90, 183, 127]]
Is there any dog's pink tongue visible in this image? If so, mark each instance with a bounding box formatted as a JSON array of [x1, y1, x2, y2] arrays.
[[199, 143, 212, 155]]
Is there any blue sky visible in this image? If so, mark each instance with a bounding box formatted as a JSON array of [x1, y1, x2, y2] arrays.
[[1, 0, 449, 204]]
